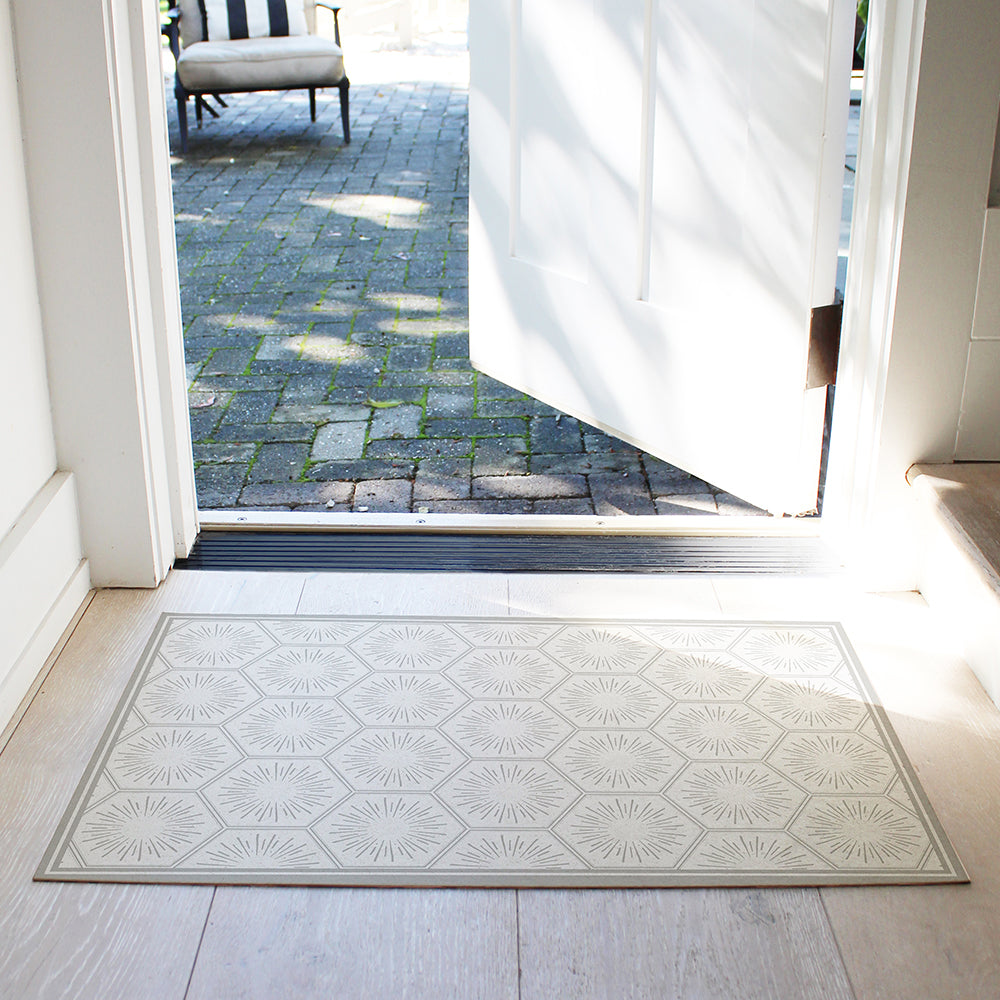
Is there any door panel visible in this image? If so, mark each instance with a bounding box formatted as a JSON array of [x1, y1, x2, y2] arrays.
[[469, 0, 853, 514], [646, 0, 753, 312], [513, 0, 592, 280]]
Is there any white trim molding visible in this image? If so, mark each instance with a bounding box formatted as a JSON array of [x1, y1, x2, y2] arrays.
[[10, 0, 198, 587], [0, 474, 91, 730], [126, 0, 201, 560]]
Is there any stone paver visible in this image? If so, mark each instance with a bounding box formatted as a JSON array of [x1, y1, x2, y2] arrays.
[[311, 422, 367, 461], [354, 479, 413, 512], [167, 40, 769, 516], [472, 475, 587, 500], [588, 473, 658, 517], [369, 404, 423, 440], [414, 457, 472, 501], [239, 482, 353, 508]]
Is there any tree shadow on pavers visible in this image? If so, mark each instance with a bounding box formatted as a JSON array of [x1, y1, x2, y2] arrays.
[[167, 86, 352, 157], [167, 81, 749, 516], [169, 82, 471, 512]]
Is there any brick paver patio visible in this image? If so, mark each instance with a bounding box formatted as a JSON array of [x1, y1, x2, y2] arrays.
[[167, 34, 765, 517]]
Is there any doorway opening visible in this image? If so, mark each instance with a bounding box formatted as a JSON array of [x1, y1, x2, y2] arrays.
[[165, 1, 859, 524]]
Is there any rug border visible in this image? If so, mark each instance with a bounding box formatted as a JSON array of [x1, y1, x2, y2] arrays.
[[825, 623, 968, 883], [34, 614, 969, 888]]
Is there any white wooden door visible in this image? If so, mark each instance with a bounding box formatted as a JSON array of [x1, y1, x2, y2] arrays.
[[469, 0, 854, 515]]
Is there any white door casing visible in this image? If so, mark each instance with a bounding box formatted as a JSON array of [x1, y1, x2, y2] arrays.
[[11, 0, 198, 587], [470, 0, 854, 515]]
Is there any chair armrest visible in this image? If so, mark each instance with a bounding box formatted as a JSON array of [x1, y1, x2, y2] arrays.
[[162, 7, 181, 63], [314, 1, 342, 46]]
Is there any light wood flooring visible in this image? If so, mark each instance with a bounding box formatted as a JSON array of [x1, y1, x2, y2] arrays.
[[2, 569, 1000, 1000]]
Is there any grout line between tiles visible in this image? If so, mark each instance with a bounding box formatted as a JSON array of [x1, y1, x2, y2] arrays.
[[182, 886, 217, 1000], [292, 575, 310, 615], [818, 889, 861, 1000], [515, 889, 523, 1000], [707, 577, 727, 614]]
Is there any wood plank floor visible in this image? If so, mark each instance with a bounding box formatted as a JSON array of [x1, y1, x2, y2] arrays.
[[1, 569, 998, 999]]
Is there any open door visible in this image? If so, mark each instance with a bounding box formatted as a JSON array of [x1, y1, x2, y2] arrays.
[[469, 0, 854, 515]]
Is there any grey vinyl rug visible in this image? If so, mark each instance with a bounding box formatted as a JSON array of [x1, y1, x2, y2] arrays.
[[36, 615, 966, 887]]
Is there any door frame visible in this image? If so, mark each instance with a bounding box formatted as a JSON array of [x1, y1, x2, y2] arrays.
[[11, 0, 198, 588], [822, 0, 1000, 587], [13, 0, 998, 588]]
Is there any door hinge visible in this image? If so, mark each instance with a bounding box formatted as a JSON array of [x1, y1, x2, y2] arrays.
[[806, 301, 843, 389]]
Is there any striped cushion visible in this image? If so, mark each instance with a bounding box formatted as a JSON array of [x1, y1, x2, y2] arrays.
[[198, 0, 308, 41]]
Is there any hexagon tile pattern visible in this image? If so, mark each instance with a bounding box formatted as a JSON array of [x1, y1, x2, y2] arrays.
[[36, 615, 966, 887]]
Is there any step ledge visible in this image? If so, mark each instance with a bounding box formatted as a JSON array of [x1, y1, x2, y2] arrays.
[[909, 462, 1000, 707], [907, 463, 1000, 597]]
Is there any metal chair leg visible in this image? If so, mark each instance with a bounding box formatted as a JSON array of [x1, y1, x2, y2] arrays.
[[197, 96, 220, 119], [338, 77, 350, 143], [309, 87, 317, 122], [176, 87, 189, 152]]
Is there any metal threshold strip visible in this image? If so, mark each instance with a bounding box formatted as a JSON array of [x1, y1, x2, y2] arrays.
[[198, 510, 820, 537], [179, 519, 839, 575]]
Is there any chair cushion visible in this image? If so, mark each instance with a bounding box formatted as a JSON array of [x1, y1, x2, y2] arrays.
[[178, 0, 312, 47], [176, 35, 345, 92], [199, 0, 308, 41]]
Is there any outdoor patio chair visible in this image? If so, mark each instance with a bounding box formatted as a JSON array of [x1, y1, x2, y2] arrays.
[[163, 0, 351, 152]]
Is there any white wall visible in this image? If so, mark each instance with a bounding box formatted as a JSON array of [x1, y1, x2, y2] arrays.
[[0, 1, 55, 532], [0, 0, 89, 729], [955, 113, 1000, 459]]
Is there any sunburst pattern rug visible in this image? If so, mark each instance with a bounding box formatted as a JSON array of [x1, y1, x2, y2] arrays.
[[36, 615, 966, 887]]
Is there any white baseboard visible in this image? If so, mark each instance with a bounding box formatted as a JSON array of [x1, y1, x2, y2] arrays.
[[0, 564, 91, 751], [0, 472, 90, 732]]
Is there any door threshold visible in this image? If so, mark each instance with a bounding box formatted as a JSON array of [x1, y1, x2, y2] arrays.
[[179, 524, 837, 574], [198, 510, 821, 538], [186, 513, 833, 574]]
